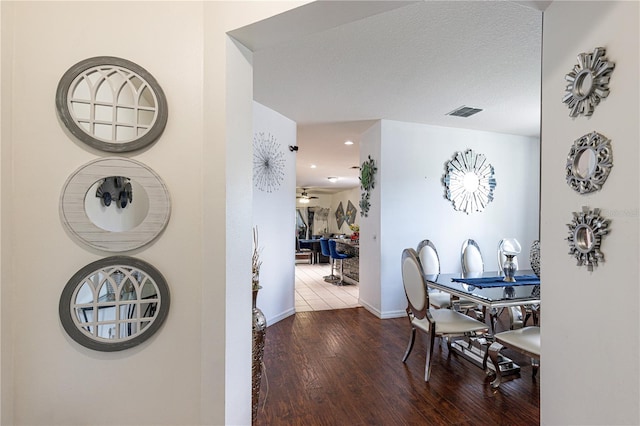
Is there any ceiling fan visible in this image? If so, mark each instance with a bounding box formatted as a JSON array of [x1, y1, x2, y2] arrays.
[[296, 188, 319, 204]]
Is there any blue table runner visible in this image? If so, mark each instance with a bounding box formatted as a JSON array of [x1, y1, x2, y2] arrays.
[[451, 275, 540, 288]]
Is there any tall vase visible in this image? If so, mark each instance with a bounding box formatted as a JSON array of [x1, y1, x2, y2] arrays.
[[251, 288, 267, 424]]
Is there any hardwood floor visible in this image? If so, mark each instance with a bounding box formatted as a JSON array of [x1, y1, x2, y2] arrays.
[[256, 307, 539, 425]]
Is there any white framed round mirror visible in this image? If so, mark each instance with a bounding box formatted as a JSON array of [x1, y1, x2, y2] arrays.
[[59, 256, 170, 351], [56, 56, 168, 152], [60, 157, 171, 252]]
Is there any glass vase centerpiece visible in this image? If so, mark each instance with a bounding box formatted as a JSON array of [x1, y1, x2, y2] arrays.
[[500, 238, 522, 283]]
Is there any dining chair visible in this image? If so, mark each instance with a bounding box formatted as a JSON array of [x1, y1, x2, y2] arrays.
[[401, 248, 488, 382], [486, 326, 540, 388], [416, 239, 451, 309], [460, 239, 500, 331], [461, 239, 484, 275]]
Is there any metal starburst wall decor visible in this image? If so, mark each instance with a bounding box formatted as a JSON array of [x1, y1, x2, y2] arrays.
[[443, 149, 496, 214], [566, 206, 610, 271], [253, 132, 286, 193], [562, 47, 615, 118]]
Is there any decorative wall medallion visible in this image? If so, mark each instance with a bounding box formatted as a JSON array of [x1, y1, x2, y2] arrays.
[[335, 202, 345, 229], [443, 149, 496, 214], [562, 47, 615, 118], [345, 200, 357, 226], [566, 131, 613, 194], [253, 132, 286, 193], [566, 206, 610, 271], [359, 155, 377, 217], [59, 256, 170, 352], [60, 157, 171, 252], [56, 56, 168, 152]]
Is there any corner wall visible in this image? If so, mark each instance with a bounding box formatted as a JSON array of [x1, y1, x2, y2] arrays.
[[540, 1, 639, 423], [252, 101, 296, 325]]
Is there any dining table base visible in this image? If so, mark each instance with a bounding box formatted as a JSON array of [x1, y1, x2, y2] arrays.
[[450, 336, 521, 377]]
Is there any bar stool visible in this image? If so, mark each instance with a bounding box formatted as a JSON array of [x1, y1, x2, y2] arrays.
[[328, 239, 352, 286], [319, 238, 339, 283]]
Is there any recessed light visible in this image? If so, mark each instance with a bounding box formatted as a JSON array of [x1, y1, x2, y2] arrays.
[[344, 140, 354, 145], [327, 177, 338, 183], [310, 164, 317, 169]]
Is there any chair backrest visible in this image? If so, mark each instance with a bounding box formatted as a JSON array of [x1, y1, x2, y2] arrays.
[[416, 239, 440, 275], [319, 238, 331, 257], [497, 238, 519, 271], [461, 239, 484, 274], [401, 248, 428, 319], [328, 239, 340, 258]]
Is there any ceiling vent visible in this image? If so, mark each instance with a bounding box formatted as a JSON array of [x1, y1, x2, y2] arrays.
[[447, 106, 483, 118]]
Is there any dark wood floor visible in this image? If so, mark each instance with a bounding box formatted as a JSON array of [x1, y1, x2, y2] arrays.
[[256, 307, 539, 425]]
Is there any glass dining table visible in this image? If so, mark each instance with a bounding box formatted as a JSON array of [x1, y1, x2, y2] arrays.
[[423, 270, 541, 375], [423, 269, 541, 310]]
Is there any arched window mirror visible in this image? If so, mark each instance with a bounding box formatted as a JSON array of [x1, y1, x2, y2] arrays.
[[59, 256, 170, 352], [56, 56, 168, 152]]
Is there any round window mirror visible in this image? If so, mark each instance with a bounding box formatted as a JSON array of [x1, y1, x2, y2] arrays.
[[60, 157, 171, 252], [574, 225, 595, 253], [60, 256, 170, 351], [84, 177, 150, 232], [56, 56, 168, 152], [573, 148, 597, 179]]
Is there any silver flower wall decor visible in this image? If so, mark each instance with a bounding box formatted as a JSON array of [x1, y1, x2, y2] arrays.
[[443, 149, 496, 214], [562, 47, 615, 118], [253, 132, 286, 193], [566, 131, 613, 194], [566, 206, 610, 271]]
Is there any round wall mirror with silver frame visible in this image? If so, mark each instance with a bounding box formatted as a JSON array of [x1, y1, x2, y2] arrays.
[[443, 149, 496, 214], [566, 206, 610, 271], [56, 56, 168, 152], [59, 256, 170, 352], [60, 157, 171, 252], [566, 131, 612, 194]]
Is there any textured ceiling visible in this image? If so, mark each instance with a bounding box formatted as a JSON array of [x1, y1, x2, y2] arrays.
[[248, 1, 543, 192]]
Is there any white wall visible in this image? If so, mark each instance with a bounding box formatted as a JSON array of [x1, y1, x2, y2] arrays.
[[360, 119, 540, 317], [541, 2, 639, 424], [252, 101, 296, 325]]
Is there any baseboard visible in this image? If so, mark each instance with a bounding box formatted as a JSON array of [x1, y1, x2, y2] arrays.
[[266, 307, 295, 326], [359, 299, 406, 319]]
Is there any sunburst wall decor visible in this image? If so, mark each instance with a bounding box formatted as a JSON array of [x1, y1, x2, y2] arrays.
[[443, 149, 496, 214], [253, 132, 286, 193], [562, 47, 615, 118], [566, 206, 610, 271]]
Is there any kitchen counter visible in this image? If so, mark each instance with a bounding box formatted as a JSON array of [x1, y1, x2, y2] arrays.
[[335, 239, 359, 285]]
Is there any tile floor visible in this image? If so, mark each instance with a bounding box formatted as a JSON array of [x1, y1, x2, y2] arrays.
[[295, 262, 360, 312]]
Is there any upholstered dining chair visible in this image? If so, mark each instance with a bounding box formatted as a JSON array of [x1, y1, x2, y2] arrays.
[[486, 326, 540, 388], [461, 239, 484, 275], [401, 248, 488, 382], [416, 239, 451, 309]]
